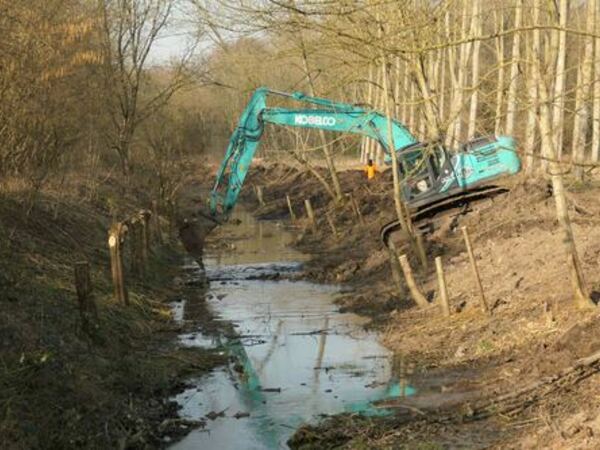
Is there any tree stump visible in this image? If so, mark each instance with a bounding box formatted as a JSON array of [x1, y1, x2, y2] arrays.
[[108, 223, 128, 305], [435, 256, 451, 317]]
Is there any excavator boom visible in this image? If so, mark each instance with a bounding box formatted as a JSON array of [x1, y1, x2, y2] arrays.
[[210, 87, 417, 215], [210, 87, 521, 227]]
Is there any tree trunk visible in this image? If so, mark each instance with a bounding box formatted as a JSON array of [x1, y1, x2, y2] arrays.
[[381, 51, 411, 234], [445, 0, 471, 148], [530, 0, 593, 309], [592, 0, 600, 162], [299, 38, 343, 202], [494, 10, 505, 135], [411, 55, 441, 141], [394, 56, 402, 118], [408, 80, 416, 131], [572, 0, 595, 180], [551, 0, 568, 160], [361, 63, 375, 164], [402, 59, 410, 123], [524, 28, 538, 175], [505, 0, 522, 136], [438, 46, 447, 123], [467, 0, 481, 139]]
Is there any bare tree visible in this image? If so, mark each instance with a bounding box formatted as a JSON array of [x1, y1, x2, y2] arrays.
[[297, 33, 344, 203], [530, 0, 593, 308], [99, 0, 194, 176]]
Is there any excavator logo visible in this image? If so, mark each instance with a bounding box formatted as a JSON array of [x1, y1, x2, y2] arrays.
[[294, 114, 336, 127]]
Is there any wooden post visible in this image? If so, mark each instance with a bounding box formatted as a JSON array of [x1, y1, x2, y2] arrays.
[[461, 226, 490, 314], [286, 194, 297, 221], [139, 210, 151, 263], [326, 211, 338, 238], [151, 200, 163, 245], [74, 261, 98, 333], [256, 185, 265, 206], [435, 256, 451, 317], [304, 198, 316, 233], [108, 223, 128, 305], [415, 232, 428, 269], [398, 254, 429, 308], [388, 240, 406, 297]]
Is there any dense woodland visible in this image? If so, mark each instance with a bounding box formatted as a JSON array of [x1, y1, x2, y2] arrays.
[[4, 1, 600, 185]]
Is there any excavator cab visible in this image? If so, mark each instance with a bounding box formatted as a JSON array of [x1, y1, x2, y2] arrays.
[[398, 142, 448, 205]]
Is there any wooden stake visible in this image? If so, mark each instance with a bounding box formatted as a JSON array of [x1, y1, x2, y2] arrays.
[[108, 223, 128, 305], [388, 240, 406, 297], [286, 194, 297, 221], [326, 211, 338, 238], [304, 198, 316, 233], [74, 261, 98, 333], [398, 254, 429, 308], [415, 232, 428, 269], [435, 256, 451, 317], [461, 226, 489, 314], [256, 185, 265, 206]]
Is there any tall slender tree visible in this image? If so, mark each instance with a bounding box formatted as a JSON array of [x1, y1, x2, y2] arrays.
[[505, 0, 522, 136]]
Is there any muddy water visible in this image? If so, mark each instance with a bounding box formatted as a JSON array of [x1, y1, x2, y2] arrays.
[[171, 209, 413, 450]]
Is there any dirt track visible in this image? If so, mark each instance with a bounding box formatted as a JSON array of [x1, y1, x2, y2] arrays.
[[239, 161, 600, 449]]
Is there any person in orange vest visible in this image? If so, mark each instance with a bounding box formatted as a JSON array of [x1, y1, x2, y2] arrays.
[[364, 158, 378, 180]]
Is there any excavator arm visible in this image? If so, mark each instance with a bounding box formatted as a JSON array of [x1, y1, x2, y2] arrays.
[[209, 87, 418, 216]]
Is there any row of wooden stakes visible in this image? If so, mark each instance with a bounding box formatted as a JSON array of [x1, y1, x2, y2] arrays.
[[254, 186, 488, 316], [72, 202, 166, 335], [393, 226, 490, 317], [107, 203, 164, 305]]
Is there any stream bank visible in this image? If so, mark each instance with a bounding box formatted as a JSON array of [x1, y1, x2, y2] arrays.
[[0, 173, 229, 449], [238, 162, 600, 449]]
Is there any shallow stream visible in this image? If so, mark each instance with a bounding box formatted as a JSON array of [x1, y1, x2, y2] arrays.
[[170, 209, 414, 450]]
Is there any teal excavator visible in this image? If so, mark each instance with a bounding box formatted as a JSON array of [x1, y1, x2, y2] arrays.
[[209, 87, 521, 242]]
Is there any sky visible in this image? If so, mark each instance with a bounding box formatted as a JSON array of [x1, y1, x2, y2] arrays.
[[148, 2, 203, 65]]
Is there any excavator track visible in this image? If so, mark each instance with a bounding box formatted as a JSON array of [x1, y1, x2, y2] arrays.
[[379, 185, 509, 247]]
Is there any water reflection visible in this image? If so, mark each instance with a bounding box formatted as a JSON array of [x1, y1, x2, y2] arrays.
[[171, 209, 414, 450]]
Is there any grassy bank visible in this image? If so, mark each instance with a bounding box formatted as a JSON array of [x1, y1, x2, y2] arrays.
[[0, 175, 225, 449]]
